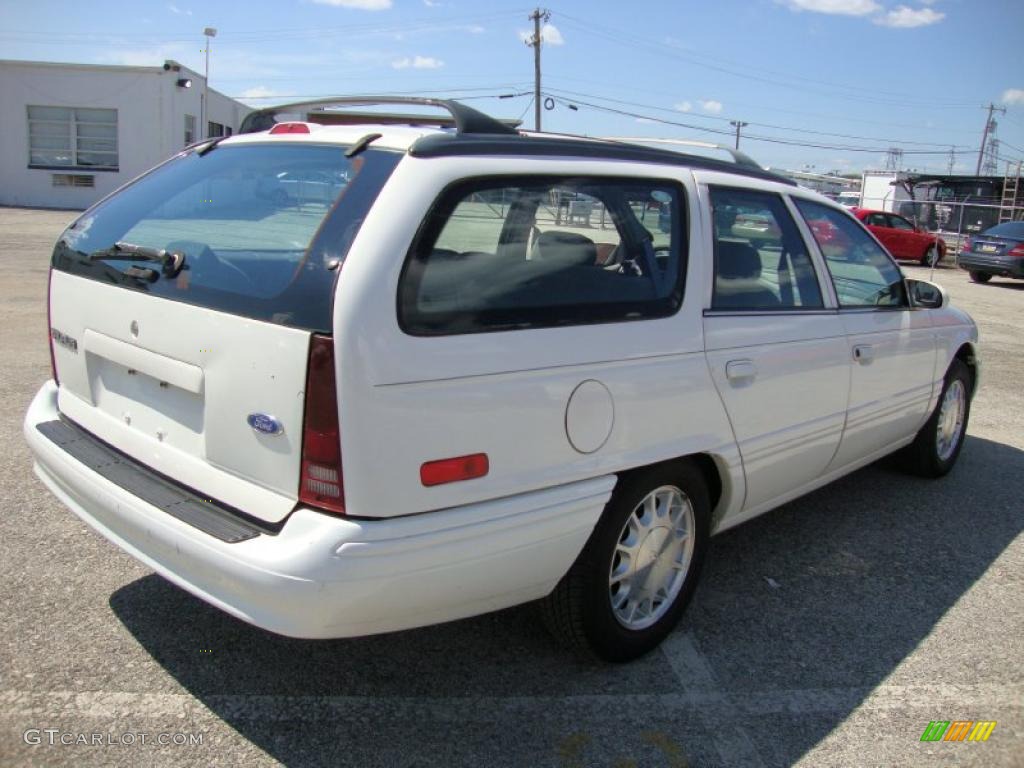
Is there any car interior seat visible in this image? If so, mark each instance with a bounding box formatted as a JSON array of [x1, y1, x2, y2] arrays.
[[713, 240, 781, 309]]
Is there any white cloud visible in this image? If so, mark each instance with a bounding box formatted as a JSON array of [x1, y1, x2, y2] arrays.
[[468, 24, 485, 34], [391, 55, 444, 69], [782, 0, 880, 16], [312, 0, 392, 9], [674, 101, 692, 112], [422, 0, 441, 5], [873, 5, 945, 27], [519, 24, 564, 45], [635, 117, 655, 124], [700, 100, 723, 114], [240, 86, 280, 99], [101, 43, 189, 67], [168, 4, 192, 16], [542, 23, 565, 45], [1001, 88, 1024, 105]]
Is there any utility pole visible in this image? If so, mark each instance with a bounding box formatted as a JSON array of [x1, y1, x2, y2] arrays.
[[729, 120, 748, 150], [976, 102, 1006, 176], [947, 146, 956, 175], [526, 8, 550, 132]]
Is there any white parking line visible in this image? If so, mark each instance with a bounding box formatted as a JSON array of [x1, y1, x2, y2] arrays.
[[1, 682, 1020, 721], [660, 631, 767, 767]]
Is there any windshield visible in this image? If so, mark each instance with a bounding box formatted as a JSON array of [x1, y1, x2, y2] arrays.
[[52, 143, 400, 331]]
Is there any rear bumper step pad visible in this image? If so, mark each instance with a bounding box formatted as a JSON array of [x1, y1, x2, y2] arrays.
[[36, 419, 269, 543]]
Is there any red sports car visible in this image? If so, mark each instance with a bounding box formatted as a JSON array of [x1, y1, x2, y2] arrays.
[[852, 208, 945, 266]]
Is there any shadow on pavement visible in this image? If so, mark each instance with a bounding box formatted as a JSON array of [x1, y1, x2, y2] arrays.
[[110, 435, 1023, 767]]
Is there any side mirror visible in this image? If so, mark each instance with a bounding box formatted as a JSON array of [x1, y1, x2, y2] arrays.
[[907, 278, 947, 309]]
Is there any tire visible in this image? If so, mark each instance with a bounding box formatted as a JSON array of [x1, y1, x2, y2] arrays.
[[899, 359, 972, 478], [921, 244, 940, 267], [969, 271, 992, 283], [540, 460, 710, 662]]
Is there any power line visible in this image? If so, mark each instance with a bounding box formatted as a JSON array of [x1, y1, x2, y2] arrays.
[[542, 86, 973, 149], [548, 94, 962, 154]]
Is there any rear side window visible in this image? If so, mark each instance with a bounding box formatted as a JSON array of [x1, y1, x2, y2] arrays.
[[399, 177, 687, 335], [709, 187, 823, 311], [52, 144, 400, 332], [795, 199, 907, 308]]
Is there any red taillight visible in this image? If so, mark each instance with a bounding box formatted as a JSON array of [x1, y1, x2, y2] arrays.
[[47, 268, 58, 385], [1009, 243, 1024, 257], [298, 334, 344, 515], [270, 122, 311, 135], [420, 454, 489, 487], [961, 236, 972, 253]]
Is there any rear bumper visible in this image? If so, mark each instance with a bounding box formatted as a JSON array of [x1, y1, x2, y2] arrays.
[[959, 254, 1024, 278], [24, 381, 615, 639]]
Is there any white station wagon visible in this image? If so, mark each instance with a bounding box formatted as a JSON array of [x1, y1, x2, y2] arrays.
[[25, 98, 979, 661]]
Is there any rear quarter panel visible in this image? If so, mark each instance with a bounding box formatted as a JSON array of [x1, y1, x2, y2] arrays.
[[332, 155, 741, 520]]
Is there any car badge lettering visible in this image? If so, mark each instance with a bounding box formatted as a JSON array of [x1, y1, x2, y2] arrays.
[[50, 328, 78, 353], [247, 413, 283, 435]]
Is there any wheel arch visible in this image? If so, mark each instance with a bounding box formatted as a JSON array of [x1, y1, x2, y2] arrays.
[[953, 342, 979, 398], [614, 452, 729, 523]]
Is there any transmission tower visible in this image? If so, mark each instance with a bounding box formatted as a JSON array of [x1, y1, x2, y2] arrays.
[[884, 147, 904, 171], [982, 129, 1000, 176]]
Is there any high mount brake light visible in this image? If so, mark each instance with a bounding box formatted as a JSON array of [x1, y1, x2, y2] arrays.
[[269, 122, 311, 135]]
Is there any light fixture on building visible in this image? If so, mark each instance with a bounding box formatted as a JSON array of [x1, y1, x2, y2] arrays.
[[176, 78, 193, 88]]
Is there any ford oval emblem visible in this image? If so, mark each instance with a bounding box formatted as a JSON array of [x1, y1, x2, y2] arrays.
[[247, 413, 283, 435]]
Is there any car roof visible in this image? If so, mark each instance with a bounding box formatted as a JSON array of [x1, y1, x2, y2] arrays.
[[218, 96, 796, 186]]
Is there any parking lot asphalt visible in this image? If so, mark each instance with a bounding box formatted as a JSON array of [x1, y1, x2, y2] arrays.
[[0, 207, 1021, 768]]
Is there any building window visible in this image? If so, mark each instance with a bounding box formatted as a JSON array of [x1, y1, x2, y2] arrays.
[[185, 114, 196, 145], [208, 121, 225, 138], [28, 106, 118, 171]]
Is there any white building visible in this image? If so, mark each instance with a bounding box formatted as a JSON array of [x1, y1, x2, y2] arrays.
[[0, 59, 250, 209]]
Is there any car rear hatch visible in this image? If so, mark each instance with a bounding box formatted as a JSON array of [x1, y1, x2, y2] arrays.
[[46, 139, 399, 524]]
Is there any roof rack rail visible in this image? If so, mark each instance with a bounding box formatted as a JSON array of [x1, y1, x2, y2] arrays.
[[602, 137, 764, 171], [239, 96, 519, 137]]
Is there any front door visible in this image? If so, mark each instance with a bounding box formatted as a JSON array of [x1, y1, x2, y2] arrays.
[[794, 199, 936, 470]]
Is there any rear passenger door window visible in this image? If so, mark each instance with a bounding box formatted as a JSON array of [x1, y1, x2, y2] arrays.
[[794, 199, 908, 308], [709, 187, 823, 311], [399, 177, 686, 335]]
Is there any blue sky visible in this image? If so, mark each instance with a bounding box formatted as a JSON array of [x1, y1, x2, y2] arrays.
[[3, 0, 1023, 175]]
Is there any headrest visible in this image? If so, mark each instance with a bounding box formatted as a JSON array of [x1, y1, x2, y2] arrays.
[[535, 230, 598, 267], [717, 241, 761, 280]]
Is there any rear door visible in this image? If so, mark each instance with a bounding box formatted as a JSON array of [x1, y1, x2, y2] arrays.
[[794, 199, 935, 469], [47, 141, 398, 523], [703, 186, 849, 515]]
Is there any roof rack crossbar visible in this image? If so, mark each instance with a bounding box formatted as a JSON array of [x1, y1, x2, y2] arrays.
[[239, 96, 519, 136]]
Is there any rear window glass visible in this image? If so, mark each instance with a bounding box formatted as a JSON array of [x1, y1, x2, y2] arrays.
[[399, 176, 688, 335], [52, 144, 399, 331], [984, 221, 1024, 238]]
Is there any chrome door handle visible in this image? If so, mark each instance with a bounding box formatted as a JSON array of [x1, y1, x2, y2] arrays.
[[853, 344, 874, 364], [725, 359, 757, 384]]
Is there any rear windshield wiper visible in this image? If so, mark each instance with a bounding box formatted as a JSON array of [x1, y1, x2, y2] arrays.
[[89, 242, 186, 278]]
